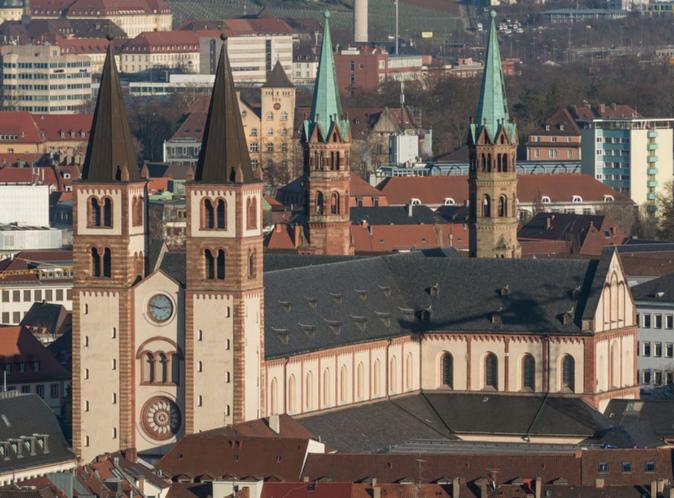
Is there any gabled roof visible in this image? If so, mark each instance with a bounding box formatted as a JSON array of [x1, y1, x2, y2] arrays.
[[304, 11, 348, 143], [631, 272, 674, 303], [350, 224, 442, 254], [531, 107, 581, 137], [350, 205, 445, 226], [263, 60, 293, 89], [195, 39, 257, 184], [0, 326, 70, 383], [81, 43, 139, 182]]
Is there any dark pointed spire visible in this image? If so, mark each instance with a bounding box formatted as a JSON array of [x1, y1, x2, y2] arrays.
[[263, 60, 293, 89], [81, 40, 140, 182], [195, 36, 256, 184]]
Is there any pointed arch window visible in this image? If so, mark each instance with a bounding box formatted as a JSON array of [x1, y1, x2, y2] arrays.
[[356, 362, 365, 400], [562, 355, 575, 392], [132, 196, 143, 226], [270, 377, 278, 415], [247, 197, 258, 230], [330, 192, 340, 215], [389, 356, 398, 393], [373, 359, 381, 397], [522, 354, 535, 391], [339, 365, 348, 403], [442, 353, 453, 388], [482, 195, 491, 218], [405, 353, 413, 390], [498, 195, 508, 217], [322, 369, 331, 406], [485, 353, 498, 390], [305, 371, 313, 411], [288, 374, 296, 413]]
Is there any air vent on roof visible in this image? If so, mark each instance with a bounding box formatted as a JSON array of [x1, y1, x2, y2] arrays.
[[562, 307, 575, 326], [329, 292, 343, 304], [355, 289, 368, 301], [428, 283, 440, 297], [299, 324, 316, 339], [375, 311, 391, 328], [305, 297, 318, 310], [571, 286, 582, 299], [499, 284, 510, 297], [416, 308, 431, 322], [324, 319, 342, 336], [352, 316, 367, 332], [399, 307, 415, 321], [378, 285, 391, 297], [656, 291, 665, 298], [491, 308, 503, 326], [278, 300, 291, 312], [272, 328, 289, 344]]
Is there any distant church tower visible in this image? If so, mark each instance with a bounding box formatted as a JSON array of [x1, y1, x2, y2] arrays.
[[184, 37, 264, 430], [468, 11, 521, 259], [72, 44, 148, 461], [303, 11, 354, 256]]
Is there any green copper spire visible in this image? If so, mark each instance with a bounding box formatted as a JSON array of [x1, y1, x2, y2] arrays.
[[305, 10, 349, 141], [473, 11, 515, 143]]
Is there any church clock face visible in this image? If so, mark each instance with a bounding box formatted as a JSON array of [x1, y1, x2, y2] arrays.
[[148, 294, 173, 323], [141, 396, 181, 441]]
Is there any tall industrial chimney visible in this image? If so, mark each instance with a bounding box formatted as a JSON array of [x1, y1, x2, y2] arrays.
[[353, 0, 368, 43]]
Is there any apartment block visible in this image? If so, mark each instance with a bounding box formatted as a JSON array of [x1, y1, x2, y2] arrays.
[[0, 44, 92, 113], [581, 118, 674, 212]]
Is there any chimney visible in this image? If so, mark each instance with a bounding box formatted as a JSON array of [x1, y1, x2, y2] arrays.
[[407, 203, 413, 217], [269, 414, 281, 434], [546, 216, 552, 230], [535, 477, 542, 498], [373, 485, 381, 498], [650, 481, 657, 498], [452, 477, 460, 498]]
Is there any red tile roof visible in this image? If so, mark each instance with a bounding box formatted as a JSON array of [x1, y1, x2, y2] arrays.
[[0, 326, 70, 383], [180, 18, 294, 36], [32, 113, 92, 142], [122, 31, 200, 53], [351, 224, 441, 253], [0, 112, 43, 143], [530, 107, 581, 136], [0, 153, 46, 167], [0, 249, 73, 283], [0, 165, 61, 189], [265, 224, 297, 251], [66, 0, 170, 15], [350, 175, 386, 198], [57, 37, 110, 54], [569, 103, 640, 121], [377, 174, 627, 206]]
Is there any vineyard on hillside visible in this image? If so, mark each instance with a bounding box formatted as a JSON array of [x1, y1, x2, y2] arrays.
[[167, 0, 466, 40]]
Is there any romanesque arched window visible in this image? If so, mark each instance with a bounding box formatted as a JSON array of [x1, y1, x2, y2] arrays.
[[498, 195, 508, 217], [159, 353, 168, 383], [203, 199, 215, 229], [204, 249, 215, 279], [442, 353, 453, 389], [316, 191, 324, 215], [247, 197, 257, 230], [522, 354, 535, 391], [562, 354, 575, 392], [88, 197, 101, 227], [216, 250, 225, 280], [144, 353, 154, 383], [102, 197, 112, 227], [216, 199, 226, 229], [102, 248, 111, 278], [330, 192, 340, 215], [482, 195, 491, 218], [485, 353, 498, 390], [91, 247, 101, 277]]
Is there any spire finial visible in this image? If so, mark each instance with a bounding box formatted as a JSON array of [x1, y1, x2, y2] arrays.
[[490, 9, 496, 18], [324, 9, 330, 19]]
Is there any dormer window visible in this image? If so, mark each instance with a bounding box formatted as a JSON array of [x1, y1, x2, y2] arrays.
[[541, 196, 551, 204], [603, 194, 614, 202], [444, 197, 455, 206], [572, 195, 583, 203]]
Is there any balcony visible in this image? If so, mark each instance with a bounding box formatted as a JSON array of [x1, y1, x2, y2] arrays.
[[647, 156, 658, 163], [648, 180, 658, 188], [648, 130, 658, 138], [648, 168, 658, 176], [648, 143, 658, 151]]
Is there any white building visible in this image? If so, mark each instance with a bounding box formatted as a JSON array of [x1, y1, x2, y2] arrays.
[[580, 118, 674, 213], [0, 185, 50, 226]]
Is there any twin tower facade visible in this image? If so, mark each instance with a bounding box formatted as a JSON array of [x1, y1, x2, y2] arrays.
[[72, 12, 517, 462]]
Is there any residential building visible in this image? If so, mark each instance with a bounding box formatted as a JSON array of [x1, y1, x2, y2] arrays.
[[118, 31, 201, 74], [0, 328, 70, 415], [0, 18, 126, 47], [526, 107, 582, 161], [192, 18, 295, 84], [56, 37, 110, 74], [542, 8, 628, 23], [0, 249, 73, 325], [631, 273, 674, 387], [20, 301, 70, 345], [29, 0, 172, 38], [0, 392, 76, 484], [0, 44, 92, 113], [580, 118, 674, 212], [0, 185, 50, 226], [0, 0, 24, 23]]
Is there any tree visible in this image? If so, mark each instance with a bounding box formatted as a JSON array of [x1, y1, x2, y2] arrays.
[[657, 181, 674, 241]]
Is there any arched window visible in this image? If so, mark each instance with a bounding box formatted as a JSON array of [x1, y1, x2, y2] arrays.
[[103, 197, 112, 227], [405, 353, 413, 390], [522, 354, 535, 391], [316, 191, 324, 215], [356, 362, 365, 400], [203, 199, 215, 229], [481, 153, 487, 172], [144, 353, 154, 383], [216, 199, 226, 229], [373, 359, 381, 397], [339, 365, 348, 403], [611, 343, 620, 388], [322, 369, 330, 406], [89, 197, 101, 227], [330, 192, 340, 215], [482, 195, 491, 218], [247, 197, 257, 230], [248, 250, 256, 279], [270, 377, 278, 415], [389, 356, 398, 393], [280, 111, 288, 121], [562, 355, 575, 392], [442, 353, 453, 388], [102, 248, 111, 277], [498, 195, 508, 217], [484, 353, 498, 390], [487, 154, 492, 172], [91, 247, 101, 277], [132, 196, 143, 226], [305, 372, 313, 411], [216, 250, 225, 279], [204, 249, 215, 279], [159, 353, 168, 383], [288, 374, 296, 413]]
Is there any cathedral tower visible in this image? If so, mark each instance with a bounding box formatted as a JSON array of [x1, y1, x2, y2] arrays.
[[468, 11, 521, 259], [73, 44, 147, 461], [184, 37, 264, 431], [303, 11, 354, 256]]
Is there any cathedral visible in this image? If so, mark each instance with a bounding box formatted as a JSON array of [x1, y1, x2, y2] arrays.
[[72, 14, 638, 463]]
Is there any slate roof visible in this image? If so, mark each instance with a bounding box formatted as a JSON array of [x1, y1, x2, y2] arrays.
[[20, 302, 69, 334], [299, 392, 612, 453], [605, 399, 674, 438], [0, 393, 76, 475], [630, 272, 674, 303], [263, 60, 293, 88], [518, 213, 606, 242], [350, 206, 446, 226]]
